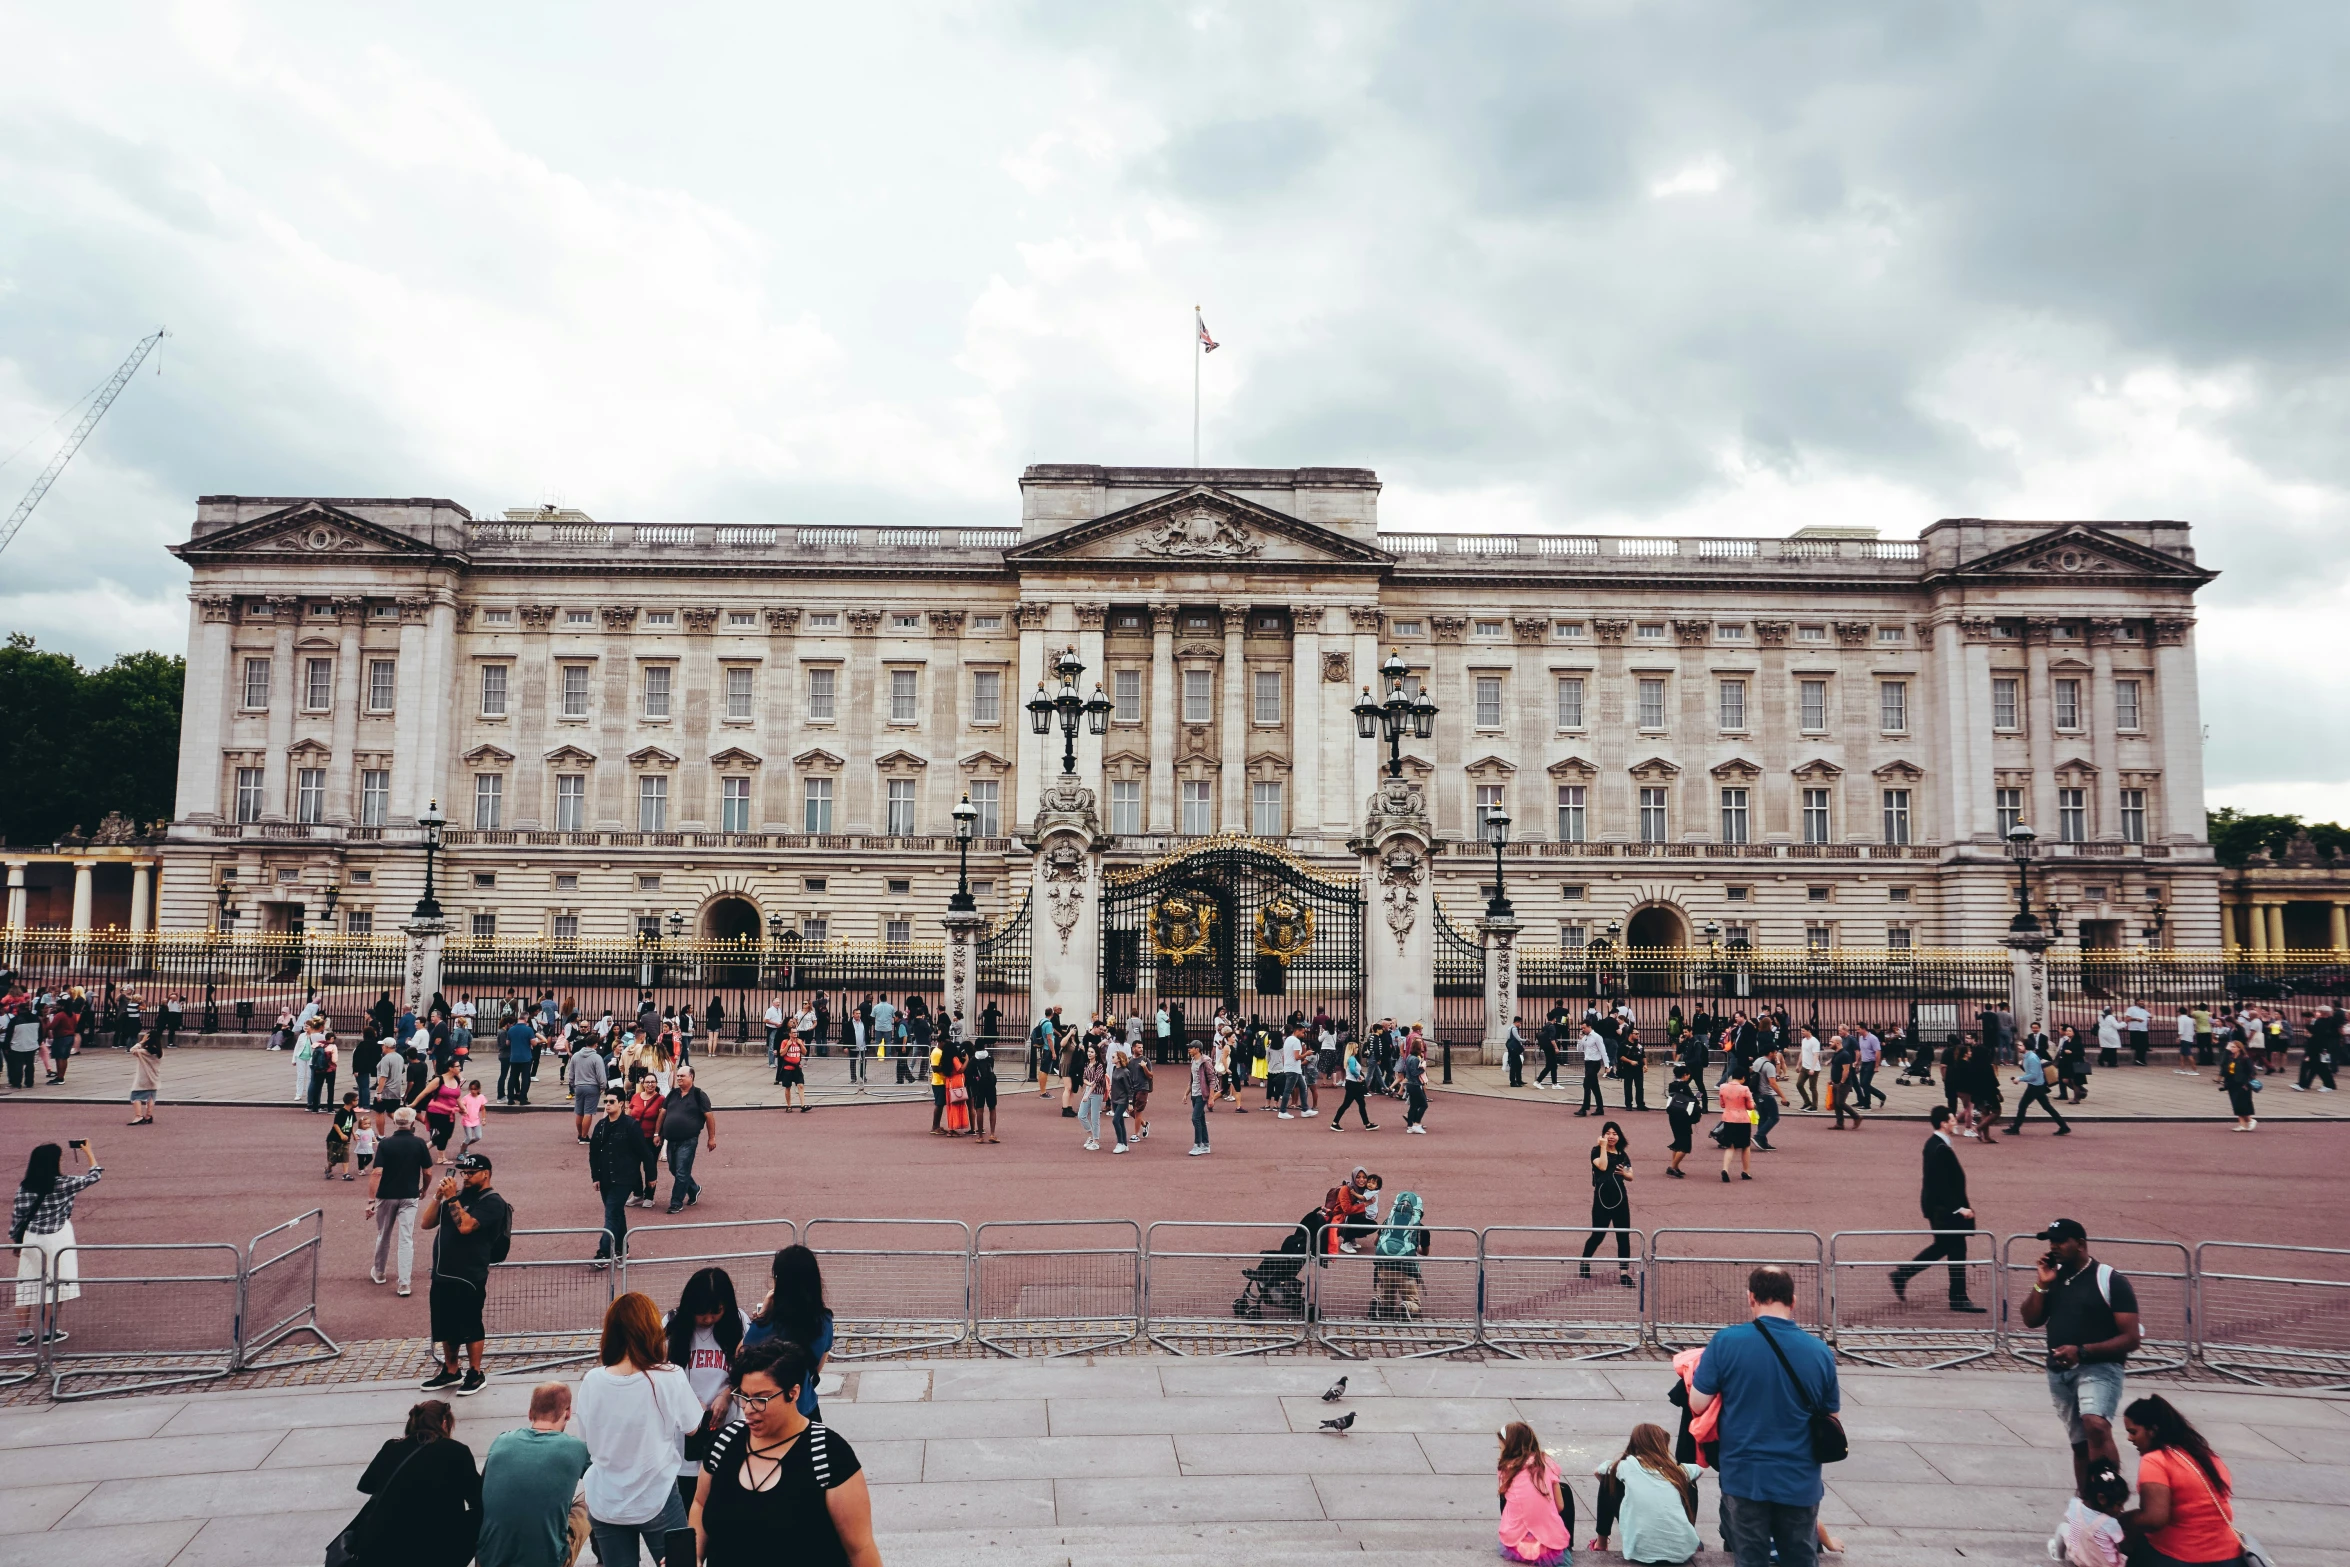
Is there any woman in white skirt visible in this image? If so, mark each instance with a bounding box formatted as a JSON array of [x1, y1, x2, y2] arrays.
[[12, 1140, 100, 1347]]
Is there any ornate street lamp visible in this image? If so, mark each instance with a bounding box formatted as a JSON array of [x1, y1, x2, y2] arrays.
[[1483, 807, 1513, 919], [950, 793, 980, 913], [667, 910, 686, 942], [1353, 649, 1439, 779], [2005, 824, 2040, 933], [1027, 645, 1111, 776], [1702, 918, 1723, 997], [413, 798, 446, 919]]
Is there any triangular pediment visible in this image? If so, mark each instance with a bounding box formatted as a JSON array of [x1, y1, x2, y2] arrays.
[[543, 745, 597, 765], [708, 746, 763, 768], [1003, 486, 1392, 571], [960, 750, 1012, 773], [1628, 756, 1681, 780], [872, 749, 929, 770], [1711, 756, 1763, 781], [793, 747, 845, 770], [171, 501, 451, 562], [1464, 753, 1517, 776], [460, 743, 515, 765], [626, 745, 679, 767], [1792, 757, 1844, 780], [1547, 754, 1598, 779], [1940, 523, 2216, 584], [1872, 759, 1925, 781]]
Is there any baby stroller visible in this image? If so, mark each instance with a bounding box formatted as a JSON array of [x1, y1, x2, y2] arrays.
[[1232, 1208, 1321, 1318]]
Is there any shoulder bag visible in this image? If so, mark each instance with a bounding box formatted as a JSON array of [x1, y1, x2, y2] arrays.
[[325, 1439, 428, 1567], [1753, 1319, 1847, 1463]]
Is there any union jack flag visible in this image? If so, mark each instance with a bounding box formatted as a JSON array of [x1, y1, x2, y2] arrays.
[[1196, 308, 1219, 353]]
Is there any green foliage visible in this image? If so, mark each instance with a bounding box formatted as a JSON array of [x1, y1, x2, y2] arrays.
[[2207, 806, 2350, 866], [0, 633, 183, 846]]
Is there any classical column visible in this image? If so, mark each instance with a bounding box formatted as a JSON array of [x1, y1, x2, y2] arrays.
[[1024, 777, 1106, 1029], [2267, 902, 2287, 954], [1219, 604, 1247, 831], [764, 607, 800, 831], [70, 860, 95, 933], [1513, 617, 1549, 837], [328, 599, 364, 823], [1148, 606, 1177, 833], [1348, 608, 1382, 831], [942, 907, 985, 1029], [2008, 930, 2054, 1034], [843, 607, 881, 832], [2024, 619, 2058, 839], [402, 914, 450, 1015], [1290, 607, 1321, 842], [2152, 619, 2205, 844], [177, 595, 235, 820], [261, 597, 299, 820], [2247, 900, 2268, 954], [5, 861, 26, 928], [130, 861, 153, 933], [1076, 603, 1108, 809], [1480, 912, 1521, 1065], [2331, 902, 2347, 953], [927, 609, 967, 834], [1355, 775, 1436, 1036], [1014, 601, 1050, 830], [2088, 619, 2123, 839], [391, 598, 431, 818]]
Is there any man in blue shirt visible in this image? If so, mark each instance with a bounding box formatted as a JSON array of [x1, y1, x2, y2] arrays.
[[2008, 1030, 2071, 1134], [500, 1017, 538, 1106], [1691, 1266, 1839, 1567]]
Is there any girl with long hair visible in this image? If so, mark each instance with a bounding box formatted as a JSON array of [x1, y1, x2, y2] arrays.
[[746, 1244, 836, 1418], [1496, 1420, 1571, 1565], [1580, 1121, 1635, 1284], [2120, 1395, 2244, 1567], [13, 1140, 99, 1347], [666, 1267, 748, 1514], [574, 1291, 703, 1565], [346, 1400, 481, 1567], [1591, 1421, 1702, 1562]]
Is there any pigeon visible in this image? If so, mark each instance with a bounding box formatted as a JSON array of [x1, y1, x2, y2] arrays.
[[1320, 1411, 1356, 1433], [1320, 1376, 1348, 1403]]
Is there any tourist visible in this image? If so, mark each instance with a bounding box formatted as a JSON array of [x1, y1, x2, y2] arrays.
[[368, 1107, 432, 1296], [477, 1381, 591, 1567], [2021, 1218, 2143, 1493], [1104, 1047, 1137, 1152], [1506, 1012, 1527, 1087], [2049, 1460, 2130, 1567], [628, 1075, 666, 1201], [1077, 1042, 1105, 1150], [941, 1033, 972, 1137], [459, 1079, 488, 1149], [2300, 1006, 2341, 1092], [2096, 1007, 2124, 1072], [344, 1399, 481, 1567], [2173, 1006, 2198, 1075], [1129, 1043, 1153, 1139], [126, 1031, 160, 1125], [1749, 1055, 1781, 1151], [2124, 1000, 2151, 1067], [1580, 1120, 1635, 1284], [1716, 1068, 1755, 1183], [1967, 1035, 2003, 1142], [589, 1091, 650, 1263], [744, 1244, 835, 1417], [967, 1021, 1000, 1143], [11, 1141, 98, 1347], [375, 1041, 411, 1138], [575, 1292, 705, 1564], [1889, 1105, 1985, 1312], [690, 1338, 879, 1567], [1855, 1025, 1885, 1108], [1665, 1067, 1698, 1178], [500, 1012, 537, 1106], [2191, 1001, 2215, 1068], [1577, 1018, 1610, 1116], [1329, 1037, 1379, 1131], [352, 1110, 376, 1175], [419, 1152, 512, 1397], [328, 1091, 360, 1180], [1495, 1419, 1572, 1565], [1829, 1031, 1864, 1130], [666, 1268, 748, 1515], [1533, 1011, 1559, 1088], [1400, 1032, 1429, 1134], [1689, 1266, 1839, 1567], [2056, 1024, 2088, 1103], [776, 1023, 807, 1107], [661, 1064, 717, 1213], [41, 998, 75, 1084], [2220, 1039, 2258, 1131], [415, 1063, 463, 1152], [1186, 1041, 1214, 1155], [1590, 1422, 1704, 1565], [2119, 1395, 2247, 1567], [2010, 1033, 2073, 1135]]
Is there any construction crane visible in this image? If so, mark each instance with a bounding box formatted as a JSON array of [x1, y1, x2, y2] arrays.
[[0, 327, 168, 561]]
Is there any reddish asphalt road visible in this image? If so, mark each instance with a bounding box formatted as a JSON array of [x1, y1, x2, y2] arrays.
[[3, 1083, 2343, 1342]]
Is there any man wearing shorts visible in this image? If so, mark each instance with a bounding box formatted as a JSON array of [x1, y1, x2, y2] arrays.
[[419, 1152, 512, 1398], [567, 1039, 605, 1143], [2019, 1217, 2140, 1494]]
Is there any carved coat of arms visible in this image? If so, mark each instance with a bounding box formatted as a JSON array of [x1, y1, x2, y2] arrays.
[[1138, 507, 1261, 559], [1254, 893, 1316, 962], [1151, 892, 1218, 965]]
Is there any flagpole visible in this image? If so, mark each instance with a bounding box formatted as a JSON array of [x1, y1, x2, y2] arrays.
[[1192, 305, 1200, 469]]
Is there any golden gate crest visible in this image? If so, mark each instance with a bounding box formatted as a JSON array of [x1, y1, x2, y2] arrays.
[[1151, 893, 1217, 965], [1255, 893, 1316, 961]]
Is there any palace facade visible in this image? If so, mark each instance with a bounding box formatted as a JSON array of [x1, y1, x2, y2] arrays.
[[152, 464, 2223, 955]]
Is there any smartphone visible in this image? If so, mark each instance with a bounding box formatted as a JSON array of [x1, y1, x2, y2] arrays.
[[68, 1139, 89, 1151]]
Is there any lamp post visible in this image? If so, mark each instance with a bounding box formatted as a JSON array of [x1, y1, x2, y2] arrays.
[[1483, 807, 1513, 919], [413, 799, 446, 919], [205, 881, 237, 1034], [1028, 645, 1112, 778], [2005, 824, 2040, 933], [950, 793, 979, 913], [1703, 919, 1722, 997], [1352, 649, 1439, 779]]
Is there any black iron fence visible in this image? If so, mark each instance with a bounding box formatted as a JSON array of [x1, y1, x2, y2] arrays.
[[0, 931, 407, 1037]]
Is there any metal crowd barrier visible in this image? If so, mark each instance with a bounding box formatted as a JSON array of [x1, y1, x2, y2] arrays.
[[1649, 1228, 1826, 1350], [2193, 1242, 2350, 1390], [1999, 1236, 2193, 1375], [238, 1209, 341, 1372], [1143, 1221, 1314, 1357], [1826, 1229, 1999, 1370], [480, 1227, 617, 1375], [0, 1244, 43, 1388], [620, 1219, 798, 1317], [975, 1220, 1142, 1357], [1312, 1224, 1482, 1359], [48, 1243, 244, 1401], [800, 1218, 971, 1358], [1477, 1226, 1647, 1361]]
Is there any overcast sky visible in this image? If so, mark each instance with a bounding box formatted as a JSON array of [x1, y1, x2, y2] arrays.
[[3, 3, 2346, 816]]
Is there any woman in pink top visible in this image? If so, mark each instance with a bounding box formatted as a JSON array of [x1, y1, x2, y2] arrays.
[[1716, 1073, 1755, 1183], [1496, 1420, 1571, 1565]]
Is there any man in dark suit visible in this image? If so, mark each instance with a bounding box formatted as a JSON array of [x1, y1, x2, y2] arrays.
[[1889, 1104, 1986, 1311]]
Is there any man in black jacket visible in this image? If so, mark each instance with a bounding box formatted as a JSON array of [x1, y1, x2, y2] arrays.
[[1889, 1105, 1985, 1311], [586, 1091, 649, 1264]]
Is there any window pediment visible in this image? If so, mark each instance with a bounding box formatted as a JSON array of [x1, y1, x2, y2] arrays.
[[543, 745, 597, 765], [707, 746, 763, 768], [1710, 757, 1762, 781], [627, 745, 680, 768], [1546, 755, 1598, 780], [1792, 758, 1844, 782], [1872, 759, 1924, 782], [1628, 757, 1681, 782], [461, 743, 514, 765], [874, 749, 928, 774], [793, 747, 845, 773]]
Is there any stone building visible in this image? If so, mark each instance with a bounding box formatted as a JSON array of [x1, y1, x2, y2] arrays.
[[152, 464, 2221, 962]]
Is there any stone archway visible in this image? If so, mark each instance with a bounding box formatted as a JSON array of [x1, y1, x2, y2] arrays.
[[1625, 903, 1686, 951], [1624, 903, 1687, 996], [702, 895, 764, 998], [703, 895, 762, 944]]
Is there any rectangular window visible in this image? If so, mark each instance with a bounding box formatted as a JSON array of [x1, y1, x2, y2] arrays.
[[1882, 788, 1912, 845], [1800, 680, 1827, 730], [1556, 676, 1584, 728], [555, 873, 576, 891], [1390, 619, 1422, 637], [1802, 788, 1831, 845], [975, 670, 1004, 724], [889, 668, 918, 724], [809, 613, 839, 630], [551, 915, 578, 942], [1182, 668, 1212, 723], [1716, 624, 1746, 642], [722, 776, 752, 834], [304, 658, 332, 711], [1637, 678, 1666, 728], [1181, 779, 1214, 834], [470, 913, 497, 940], [566, 609, 593, 626], [483, 607, 512, 626], [1110, 780, 1141, 834], [892, 613, 920, 631], [558, 664, 589, 718], [800, 917, 827, 942], [729, 611, 756, 627], [1887, 926, 1913, 951], [1878, 625, 1904, 644], [1720, 787, 1749, 844], [1636, 622, 1666, 641], [2120, 788, 2147, 844], [242, 657, 271, 709], [1557, 784, 1587, 843], [1254, 669, 1282, 725], [295, 768, 326, 824], [1252, 780, 1285, 837], [638, 774, 668, 831], [1561, 924, 1586, 950], [1474, 619, 1505, 638], [1474, 783, 1504, 836], [1475, 676, 1503, 727], [1806, 923, 1832, 951], [1718, 678, 1746, 730], [885, 918, 912, 947], [638, 874, 662, 892], [474, 773, 504, 829], [802, 777, 832, 834], [642, 665, 671, 719], [2115, 678, 2142, 730], [360, 770, 390, 827], [885, 777, 915, 835], [973, 614, 1002, 631], [807, 667, 836, 720], [368, 659, 396, 713], [645, 610, 676, 628], [345, 911, 373, 936], [969, 780, 1000, 836], [472, 872, 496, 890], [2054, 677, 2082, 730], [1996, 787, 2024, 837], [1992, 677, 2019, 729], [1879, 679, 1907, 732], [2058, 786, 2086, 843], [1639, 786, 1668, 842], [556, 774, 585, 831], [725, 667, 753, 721], [1808, 885, 1831, 903], [1797, 625, 1827, 642], [480, 664, 508, 717], [1554, 621, 1584, 640], [1110, 669, 1138, 723]]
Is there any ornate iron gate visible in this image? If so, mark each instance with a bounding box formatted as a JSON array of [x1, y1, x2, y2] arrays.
[[1099, 840, 1364, 1030]]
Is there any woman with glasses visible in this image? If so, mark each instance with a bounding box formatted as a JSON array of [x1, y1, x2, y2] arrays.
[[691, 1337, 879, 1567]]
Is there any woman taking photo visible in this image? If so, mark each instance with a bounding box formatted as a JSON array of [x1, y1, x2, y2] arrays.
[[691, 1337, 879, 1567], [574, 1291, 705, 1565], [1579, 1120, 1635, 1284], [344, 1399, 480, 1567], [667, 1268, 748, 1514], [12, 1140, 99, 1347], [1076, 1042, 1107, 1151], [2120, 1394, 2247, 1567], [746, 1244, 836, 1417]]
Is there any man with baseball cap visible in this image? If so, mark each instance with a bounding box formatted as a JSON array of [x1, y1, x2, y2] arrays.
[[419, 1150, 513, 1397], [2019, 1218, 2142, 1494]]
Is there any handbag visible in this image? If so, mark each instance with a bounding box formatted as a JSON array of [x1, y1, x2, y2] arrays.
[[326, 1440, 427, 1566], [1752, 1318, 1847, 1463]]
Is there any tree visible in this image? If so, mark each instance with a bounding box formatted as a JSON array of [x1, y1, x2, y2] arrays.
[[0, 634, 184, 846], [2206, 806, 2350, 866]]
